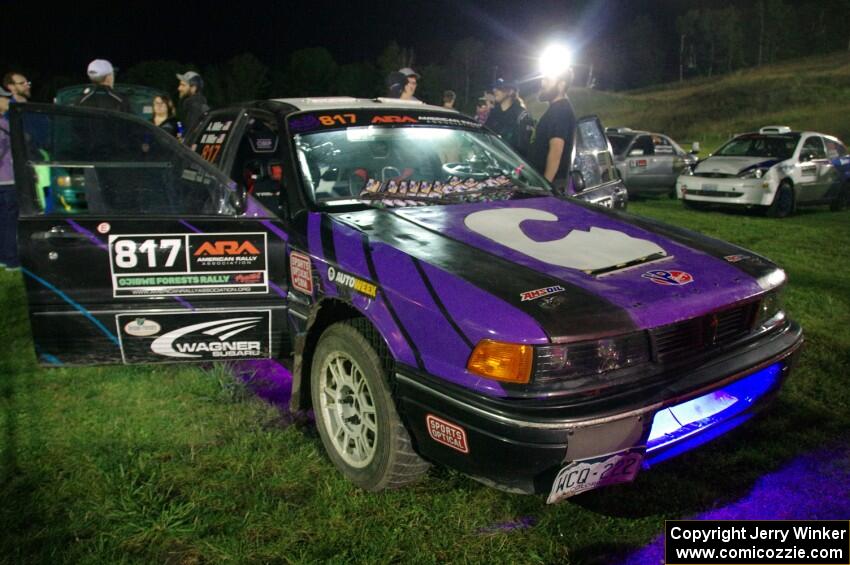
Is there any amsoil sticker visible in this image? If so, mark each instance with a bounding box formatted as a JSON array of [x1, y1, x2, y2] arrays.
[[426, 415, 469, 454], [642, 270, 694, 286], [116, 310, 271, 363], [109, 233, 268, 297], [724, 254, 747, 263], [520, 285, 565, 302], [327, 266, 377, 298], [289, 252, 313, 295]]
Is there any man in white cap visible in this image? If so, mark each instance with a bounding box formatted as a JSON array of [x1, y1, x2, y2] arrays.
[[75, 59, 131, 113], [176, 71, 209, 135]]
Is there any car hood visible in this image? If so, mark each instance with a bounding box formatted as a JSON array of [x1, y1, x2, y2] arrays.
[[330, 197, 781, 341], [695, 156, 781, 175]]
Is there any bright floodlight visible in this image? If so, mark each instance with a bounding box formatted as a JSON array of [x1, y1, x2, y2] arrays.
[[539, 44, 572, 78]]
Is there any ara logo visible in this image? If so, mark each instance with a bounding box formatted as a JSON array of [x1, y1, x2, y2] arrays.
[[194, 241, 260, 256], [641, 270, 694, 286], [150, 317, 264, 359], [371, 115, 417, 124]]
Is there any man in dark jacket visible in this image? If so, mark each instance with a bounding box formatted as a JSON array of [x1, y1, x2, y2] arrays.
[[75, 59, 131, 113], [529, 68, 576, 188], [485, 78, 534, 158], [176, 71, 209, 135]]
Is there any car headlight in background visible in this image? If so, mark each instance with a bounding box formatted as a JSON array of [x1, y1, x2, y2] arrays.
[[739, 167, 770, 179]]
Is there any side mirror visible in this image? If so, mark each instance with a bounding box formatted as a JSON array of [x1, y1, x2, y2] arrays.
[[228, 184, 247, 215], [628, 149, 645, 156], [570, 170, 586, 194]]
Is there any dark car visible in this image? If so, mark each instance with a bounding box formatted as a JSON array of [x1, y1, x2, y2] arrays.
[[9, 101, 802, 502], [607, 127, 698, 196]]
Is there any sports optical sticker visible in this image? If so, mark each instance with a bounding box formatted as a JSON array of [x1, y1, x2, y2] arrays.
[[116, 310, 271, 363], [108, 233, 268, 297]]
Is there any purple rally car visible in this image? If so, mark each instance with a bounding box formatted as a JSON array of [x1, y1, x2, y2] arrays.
[[9, 99, 802, 502]]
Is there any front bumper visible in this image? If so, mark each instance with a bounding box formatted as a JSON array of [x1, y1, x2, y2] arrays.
[[395, 320, 803, 495], [677, 176, 775, 206]]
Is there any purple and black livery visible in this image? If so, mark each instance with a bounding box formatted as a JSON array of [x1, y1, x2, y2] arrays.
[[9, 99, 803, 500]]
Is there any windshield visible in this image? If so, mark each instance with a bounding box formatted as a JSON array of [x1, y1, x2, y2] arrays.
[[607, 133, 634, 156], [715, 134, 799, 160], [292, 124, 551, 208]]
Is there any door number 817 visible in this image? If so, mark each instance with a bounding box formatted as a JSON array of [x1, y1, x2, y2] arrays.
[[113, 238, 182, 269]]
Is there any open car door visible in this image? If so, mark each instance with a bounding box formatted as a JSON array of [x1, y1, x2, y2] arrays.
[[571, 115, 628, 210], [9, 104, 290, 366]]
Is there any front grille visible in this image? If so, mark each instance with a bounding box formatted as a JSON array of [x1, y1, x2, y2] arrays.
[[687, 190, 743, 198], [694, 172, 736, 179], [650, 302, 758, 363]]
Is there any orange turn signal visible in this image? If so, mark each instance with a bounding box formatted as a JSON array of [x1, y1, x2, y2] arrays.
[[467, 340, 533, 384]]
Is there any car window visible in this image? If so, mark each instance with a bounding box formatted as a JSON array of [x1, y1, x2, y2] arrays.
[[292, 123, 550, 208], [801, 136, 826, 160], [193, 112, 240, 166], [574, 119, 618, 189], [652, 135, 674, 155], [606, 133, 634, 156], [231, 114, 283, 211], [19, 108, 237, 217], [715, 134, 799, 160], [631, 135, 655, 156]]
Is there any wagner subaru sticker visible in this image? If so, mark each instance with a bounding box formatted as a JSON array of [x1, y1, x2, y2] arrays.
[[641, 270, 694, 286], [108, 233, 268, 297], [116, 310, 271, 363], [520, 286, 565, 302], [327, 266, 377, 298]]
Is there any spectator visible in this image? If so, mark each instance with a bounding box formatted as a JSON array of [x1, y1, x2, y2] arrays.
[[397, 67, 420, 100], [176, 71, 209, 135], [529, 67, 576, 188], [485, 78, 534, 158], [151, 94, 181, 138], [0, 87, 19, 270], [474, 97, 490, 124], [3, 72, 31, 103], [442, 90, 456, 109], [75, 59, 131, 112]]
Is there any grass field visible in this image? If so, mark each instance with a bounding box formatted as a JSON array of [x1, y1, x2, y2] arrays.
[[2, 199, 849, 564], [528, 52, 850, 156]]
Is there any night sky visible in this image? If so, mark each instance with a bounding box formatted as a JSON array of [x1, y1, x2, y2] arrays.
[[3, 0, 682, 78]]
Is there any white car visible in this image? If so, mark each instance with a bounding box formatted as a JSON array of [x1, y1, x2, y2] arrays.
[[676, 126, 850, 217]]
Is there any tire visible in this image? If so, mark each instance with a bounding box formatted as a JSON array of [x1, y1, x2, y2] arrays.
[[767, 181, 794, 218], [310, 320, 429, 491], [829, 183, 849, 211]]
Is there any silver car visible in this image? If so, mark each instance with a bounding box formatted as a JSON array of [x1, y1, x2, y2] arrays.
[[607, 128, 698, 196]]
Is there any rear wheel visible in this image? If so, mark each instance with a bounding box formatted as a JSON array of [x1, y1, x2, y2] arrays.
[[829, 183, 849, 211], [311, 320, 429, 491], [767, 181, 794, 218]]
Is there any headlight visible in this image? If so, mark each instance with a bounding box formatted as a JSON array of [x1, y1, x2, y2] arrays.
[[533, 332, 650, 384], [754, 291, 785, 330], [739, 167, 769, 179]]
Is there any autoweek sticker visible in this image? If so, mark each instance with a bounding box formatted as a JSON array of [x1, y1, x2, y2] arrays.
[[116, 310, 271, 363], [641, 270, 694, 286], [108, 233, 268, 297], [327, 266, 377, 298]]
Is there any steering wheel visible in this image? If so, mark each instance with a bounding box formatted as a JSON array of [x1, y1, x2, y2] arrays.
[[442, 162, 491, 179]]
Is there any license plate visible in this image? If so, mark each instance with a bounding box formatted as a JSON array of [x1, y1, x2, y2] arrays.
[[595, 197, 613, 208], [702, 183, 718, 191], [547, 447, 644, 503]]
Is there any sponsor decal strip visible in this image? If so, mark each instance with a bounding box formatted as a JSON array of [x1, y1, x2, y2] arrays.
[[360, 233, 425, 371], [412, 258, 474, 350], [22, 267, 120, 346]]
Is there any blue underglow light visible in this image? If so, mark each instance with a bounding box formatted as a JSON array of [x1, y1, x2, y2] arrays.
[[645, 363, 783, 467]]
